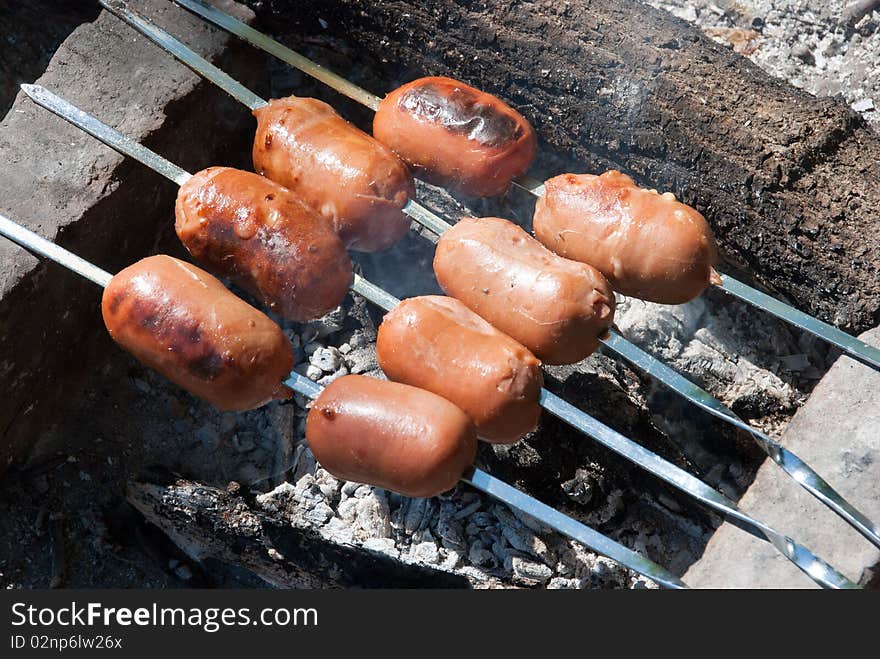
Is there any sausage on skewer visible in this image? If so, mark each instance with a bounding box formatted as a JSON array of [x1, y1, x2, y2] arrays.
[[102, 255, 294, 411], [434, 217, 615, 364], [307, 375, 478, 498], [377, 295, 543, 444], [253, 97, 415, 252], [374, 77, 536, 197], [175, 166, 353, 321], [534, 171, 718, 304]]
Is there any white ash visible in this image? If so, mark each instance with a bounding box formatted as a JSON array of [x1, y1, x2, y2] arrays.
[[255, 454, 660, 589], [647, 0, 880, 129], [613, 289, 812, 434]]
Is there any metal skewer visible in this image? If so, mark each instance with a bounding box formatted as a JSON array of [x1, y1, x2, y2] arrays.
[[95, 2, 880, 551], [21, 83, 861, 588], [0, 212, 685, 590], [168, 0, 880, 373], [0, 215, 113, 287]]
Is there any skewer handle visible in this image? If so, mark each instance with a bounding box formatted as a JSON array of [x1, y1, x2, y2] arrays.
[[601, 330, 880, 549]]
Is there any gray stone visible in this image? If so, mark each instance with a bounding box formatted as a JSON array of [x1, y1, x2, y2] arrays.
[[317, 366, 348, 387], [0, 0, 263, 474], [303, 341, 322, 357], [547, 577, 583, 589], [684, 327, 880, 588], [303, 502, 334, 526]]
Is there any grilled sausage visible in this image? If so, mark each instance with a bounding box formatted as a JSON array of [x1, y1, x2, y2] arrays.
[[253, 97, 415, 252], [377, 296, 542, 444], [533, 171, 718, 304], [175, 167, 352, 321], [306, 375, 477, 498], [374, 77, 537, 197], [434, 217, 615, 364], [102, 255, 293, 411]]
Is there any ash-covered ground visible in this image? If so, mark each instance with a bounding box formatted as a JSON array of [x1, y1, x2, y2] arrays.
[[646, 1, 880, 128], [1, 0, 875, 590]]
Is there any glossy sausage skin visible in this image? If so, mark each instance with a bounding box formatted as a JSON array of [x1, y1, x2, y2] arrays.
[[534, 171, 718, 304], [253, 97, 415, 252], [374, 77, 537, 197], [175, 167, 352, 322], [434, 217, 615, 365], [306, 375, 477, 498], [377, 296, 542, 444], [102, 255, 293, 411]]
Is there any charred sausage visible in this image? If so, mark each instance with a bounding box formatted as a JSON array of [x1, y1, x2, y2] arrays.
[[374, 77, 537, 197], [306, 375, 477, 498], [175, 167, 352, 322], [102, 255, 293, 411], [533, 171, 718, 304], [434, 217, 615, 365], [253, 97, 415, 252], [377, 296, 542, 444]]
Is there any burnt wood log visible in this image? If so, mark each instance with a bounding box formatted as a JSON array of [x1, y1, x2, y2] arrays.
[[249, 0, 880, 333], [127, 477, 480, 588]]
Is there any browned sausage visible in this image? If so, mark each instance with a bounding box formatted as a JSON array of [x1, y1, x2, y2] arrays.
[[376, 296, 542, 444], [434, 217, 615, 365], [175, 167, 352, 322], [101, 255, 293, 411], [533, 171, 718, 304], [373, 77, 537, 197], [306, 375, 477, 498], [253, 97, 415, 252]]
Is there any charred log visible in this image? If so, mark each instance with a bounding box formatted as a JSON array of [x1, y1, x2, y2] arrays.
[[127, 476, 478, 588], [248, 0, 880, 333]]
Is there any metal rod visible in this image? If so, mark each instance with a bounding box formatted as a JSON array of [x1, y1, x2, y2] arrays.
[[20, 85, 191, 187], [29, 67, 859, 590], [351, 274, 399, 312], [179, 0, 880, 373], [601, 331, 880, 550], [463, 468, 688, 589], [510, 175, 546, 197], [402, 199, 454, 235], [538, 389, 856, 588], [169, 0, 382, 111], [715, 273, 880, 371], [101, 0, 267, 112], [0, 213, 112, 288]]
